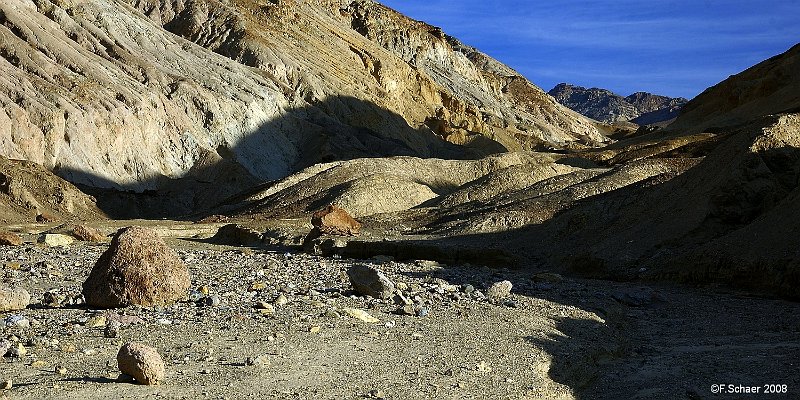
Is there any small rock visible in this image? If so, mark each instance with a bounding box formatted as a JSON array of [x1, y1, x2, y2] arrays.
[[395, 305, 415, 316], [476, 361, 492, 373], [463, 284, 475, 294], [249, 281, 267, 291], [393, 293, 413, 306], [42, 291, 66, 307], [36, 212, 57, 223], [487, 280, 513, 303], [245, 354, 270, 367], [503, 299, 518, 308], [0, 340, 11, 356], [254, 302, 275, 315], [415, 306, 430, 317], [84, 316, 107, 328], [82, 348, 98, 356], [31, 360, 48, 368], [55, 365, 68, 375], [3, 262, 21, 270], [343, 308, 380, 323], [368, 389, 385, 399], [0, 232, 22, 246], [0, 286, 30, 312], [37, 233, 74, 247], [533, 272, 564, 283], [104, 320, 122, 338], [347, 264, 395, 299], [117, 342, 165, 385], [5, 315, 30, 329], [274, 294, 289, 306], [309, 326, 321, 334], [104, 311, 145, 326], [197, 295, 221, 307], [1, 380, 11, 390], [9, 343, 27, 357], [70, 225, 105, 243], [211, 224, 263, 246]]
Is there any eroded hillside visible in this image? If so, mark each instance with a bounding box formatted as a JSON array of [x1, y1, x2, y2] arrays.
[[0, 0, 603, 215], [235, 44, 800, 298]]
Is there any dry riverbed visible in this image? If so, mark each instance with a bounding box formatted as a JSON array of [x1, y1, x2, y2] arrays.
[[2, 231, 800, 399]]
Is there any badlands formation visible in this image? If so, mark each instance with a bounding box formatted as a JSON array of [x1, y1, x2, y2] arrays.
[[1, 0, 800, 398]]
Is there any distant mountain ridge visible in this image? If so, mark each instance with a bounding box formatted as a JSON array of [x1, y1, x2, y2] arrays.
[[548, 83, 688, 125]]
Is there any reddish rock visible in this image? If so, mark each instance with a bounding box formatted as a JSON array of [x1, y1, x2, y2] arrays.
[[311, 204, 361, 236], [36, 212, 57, 223], [117, 342, 165, 385], [82, 227, 190, 308], [71, 224, 106, 243], [0, 232, 22, 246]]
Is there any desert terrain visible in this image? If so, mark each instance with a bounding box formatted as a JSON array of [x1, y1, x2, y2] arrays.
[[2, 0, 800, 399]]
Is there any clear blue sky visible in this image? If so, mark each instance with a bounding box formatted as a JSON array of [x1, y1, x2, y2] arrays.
[[379, 0, 800, 99]]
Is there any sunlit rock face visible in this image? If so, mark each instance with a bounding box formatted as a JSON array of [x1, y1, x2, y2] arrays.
[[0, 0, 603, 198]]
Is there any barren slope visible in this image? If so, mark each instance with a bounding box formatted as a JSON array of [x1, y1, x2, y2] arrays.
[[233, 44, 800, 298], [0, 155, 104, 223], [668, 43, 800, 134], [0, 0, 603, 215]]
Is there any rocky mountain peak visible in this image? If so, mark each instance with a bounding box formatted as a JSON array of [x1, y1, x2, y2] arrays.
[[548, 83, 688, 125]]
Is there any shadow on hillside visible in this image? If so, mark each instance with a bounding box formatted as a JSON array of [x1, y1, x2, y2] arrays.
[[55, 95, 506, 219]]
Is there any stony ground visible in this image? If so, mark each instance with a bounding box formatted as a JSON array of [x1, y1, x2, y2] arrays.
[[2, 231, 800, 400]]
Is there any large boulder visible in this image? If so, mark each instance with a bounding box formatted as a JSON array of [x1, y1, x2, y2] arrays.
[[82, 227, 190, 308]]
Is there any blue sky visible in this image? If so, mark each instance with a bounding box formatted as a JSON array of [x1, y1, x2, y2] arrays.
[[379, 0, 800, 99]]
